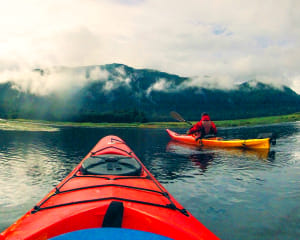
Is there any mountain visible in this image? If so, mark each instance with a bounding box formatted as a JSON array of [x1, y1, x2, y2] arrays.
[[0, 63, 300, 122]]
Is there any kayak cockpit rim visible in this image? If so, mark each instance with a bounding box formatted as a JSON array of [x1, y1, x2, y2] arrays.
[[31, 145, 189, 217]]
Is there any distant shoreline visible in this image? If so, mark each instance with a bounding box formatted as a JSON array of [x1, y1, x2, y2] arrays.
[[1, 112, 299, 131]]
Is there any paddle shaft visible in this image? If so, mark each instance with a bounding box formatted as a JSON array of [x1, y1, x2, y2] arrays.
[[170, 111, 193, 126]]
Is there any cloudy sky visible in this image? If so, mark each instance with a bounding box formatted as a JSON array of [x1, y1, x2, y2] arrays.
[[0, 0, 300, 93]]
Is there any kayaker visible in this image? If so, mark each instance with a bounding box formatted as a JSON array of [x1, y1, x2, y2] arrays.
[[186, 112, 217, 139]]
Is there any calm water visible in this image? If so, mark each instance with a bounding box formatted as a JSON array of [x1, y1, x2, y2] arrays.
[[0, 123, 300, 239]]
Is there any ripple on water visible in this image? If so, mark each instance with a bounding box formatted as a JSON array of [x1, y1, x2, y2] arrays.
[[0, 121, 59, 132], [1, 124, 300, 239]]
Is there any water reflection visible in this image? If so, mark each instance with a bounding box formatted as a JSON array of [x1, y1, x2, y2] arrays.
[[0, 129, 91, 230], [1, 122, 300, 240], [166, 140, 275, 162], [166, 141, 215, 171], [189, 153, 215, 171]]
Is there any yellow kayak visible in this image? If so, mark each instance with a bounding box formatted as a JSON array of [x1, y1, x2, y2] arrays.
[[166, 129, 274, 149]]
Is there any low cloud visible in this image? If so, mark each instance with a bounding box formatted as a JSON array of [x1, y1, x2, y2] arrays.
[[103, 66, 132, 91], [0, 67, 109, 96], [290, 75, 300, 94], [146, 75, 237, 95], [0, 0, 299, 93], [146, 78, 172, 95]]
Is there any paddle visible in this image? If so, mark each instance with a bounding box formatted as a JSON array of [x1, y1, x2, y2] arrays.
[[170, 111, 193, 126]]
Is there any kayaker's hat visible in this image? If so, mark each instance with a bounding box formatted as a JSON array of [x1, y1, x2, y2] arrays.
[[201, 112, 210, 121]]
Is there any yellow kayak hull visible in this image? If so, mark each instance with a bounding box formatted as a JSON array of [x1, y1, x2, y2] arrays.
[[166, 129, 271, 149]]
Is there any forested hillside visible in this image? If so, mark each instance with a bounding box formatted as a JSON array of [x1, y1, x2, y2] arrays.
[[0, 64, 299, 122]]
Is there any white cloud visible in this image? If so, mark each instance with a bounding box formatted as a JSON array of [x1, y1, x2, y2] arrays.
[[290, 75, 300, 94], [0, 0, 299, 93], [146, 75, 237, 94], [146, 78, 172, 95], [102, 66, 132, 91], [184, 75, 237, 90], [0, 67, 109, 95]]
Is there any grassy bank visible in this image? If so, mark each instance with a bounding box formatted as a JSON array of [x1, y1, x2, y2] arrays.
[[1, 112, 300, 131], [215, 112, 300, 127]]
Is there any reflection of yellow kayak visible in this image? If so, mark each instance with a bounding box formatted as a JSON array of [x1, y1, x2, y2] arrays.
[[166, 140, 271, 159], [166, 129, 273, 149]]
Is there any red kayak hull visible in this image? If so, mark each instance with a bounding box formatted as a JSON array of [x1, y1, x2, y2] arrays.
[[1, 135, 219, 240]]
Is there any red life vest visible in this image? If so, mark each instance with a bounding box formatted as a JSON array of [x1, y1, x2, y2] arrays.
[[188, 114, 217, 137], [202, 120, 213, 135]]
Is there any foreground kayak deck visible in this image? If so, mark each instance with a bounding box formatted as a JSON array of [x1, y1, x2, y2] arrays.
[[1, 135, 219, 240], [166, 129, 272, 149]]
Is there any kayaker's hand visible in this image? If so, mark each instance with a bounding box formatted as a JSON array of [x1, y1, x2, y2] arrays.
[[186, 130, 190, 135]]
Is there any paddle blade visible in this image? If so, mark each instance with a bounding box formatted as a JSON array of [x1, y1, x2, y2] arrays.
[[170, 111, 193, 126], [170, 111, 185, 122]]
